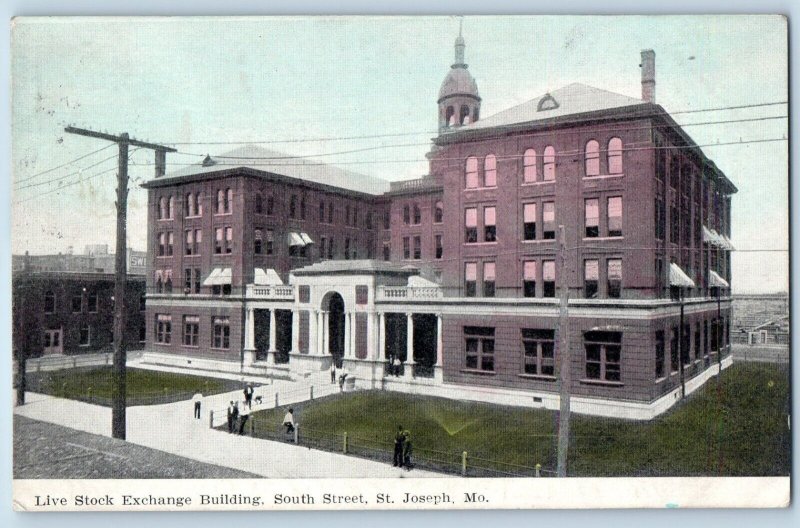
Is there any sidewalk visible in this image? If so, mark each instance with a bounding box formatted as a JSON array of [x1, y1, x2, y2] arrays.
[[13, 388, 446, 479]]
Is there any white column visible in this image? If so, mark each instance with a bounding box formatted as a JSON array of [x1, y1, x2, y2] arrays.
[[245, 308, 255, 350], [378, 312, 386, 361], [367, 310, 375, 360], [344, 311, 351, 359], [310, 309, 318, 355], [406, 312, 415, 365], [291, 309, 300, 354], [434, 312, 444, 382], [268, 308, 277, 352], [316, 310, 324, 355], [322, 311, 329, 355]]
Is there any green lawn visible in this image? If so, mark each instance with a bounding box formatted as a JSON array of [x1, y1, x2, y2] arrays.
[[24, 367, 250, 407], [248, 363, 790, 477]]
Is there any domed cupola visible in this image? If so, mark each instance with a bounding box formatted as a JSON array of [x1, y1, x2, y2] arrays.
[[438, 23, 481, 132]]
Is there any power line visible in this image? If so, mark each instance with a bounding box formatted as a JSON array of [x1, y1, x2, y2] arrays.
[[13, 143, 115, 186], [14, 152, 120, 192], [153, 100, 788, 146]]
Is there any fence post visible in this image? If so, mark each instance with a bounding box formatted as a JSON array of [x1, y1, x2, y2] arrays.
[[87, 387, 92, 401], [250, 416, 255, 435], [343, 432, 348, 454], [461, 451, 468, 477], [535, 464, 541, 478], [275, 392, 279, 408], [294, 424, 299, 444], [310, 385, 314, 400], [209, 410, 214, 428]]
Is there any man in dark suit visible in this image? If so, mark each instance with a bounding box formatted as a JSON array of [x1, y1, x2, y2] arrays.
[[393, 425, 405, 467], [227, 400, 238, 433], [243, 384, 254, 409]]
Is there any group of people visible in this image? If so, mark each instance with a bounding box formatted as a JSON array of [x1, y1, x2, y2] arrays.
[[226, 400, 251, 435], [330, 363, 350, 391], [387, 355, 403, 377], [392, 425, 413, 470]]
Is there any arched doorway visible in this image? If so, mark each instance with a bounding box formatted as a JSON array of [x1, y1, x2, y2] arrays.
[[324, 292, 346, 368]]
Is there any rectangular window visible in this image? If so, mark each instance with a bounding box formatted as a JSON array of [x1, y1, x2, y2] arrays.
[[584, 259, 599, 298], [584, 331, 622, 382], [87, 293, 98, 313], [193, 267, 201, 294], [465, 158, 479, 189], [655, 330, 665, 379], [670, 327, 679, 373], [465, 262, 477, 297], [44, 292, 56, 313], [265, 229, 274, 255], [383, 241, 390, 261], [166, 232, 174, 256], [225, 227, 233, 254], [412, 205, 420, 225], [413, 236, 421, 260], [356, 285, 369, 305], [254, 228, 263, 255], [607, 259, 622, 299], [345, 238, 351, 260], [670, 204, 679, 243], [183, 315, 199, 347], [328, 238, 335, 259], [319, 201, 325, 222], [523, 261, 536, 297], [213, 316, 230, 349], [465, 207, 478, 243], [155, 314, 172, 344], [464, 326, 495, 371], [522, 329, 555, 376], [484, 156, 497, 187], [403, 237, 410, 259], [543, 202, 555, 239], [585, 198, 599, 238], [484, 206, 496, 242], [483, 262, 496, 297], [383, 209, 390, 230], [435, 234, 443, 259], [320, 237, 327, 259], [608, 196, 623, 237], [215, 228, 223, 254], [184, 268, 192, 292], [185, 229, 194, 255], [79, 324, 91, 346], [523, 203, 536, 240], [403, 205, 410, 225], [543, 260, 556, 297], [328, 203, 334, 224], [72, 294, 82, 313]]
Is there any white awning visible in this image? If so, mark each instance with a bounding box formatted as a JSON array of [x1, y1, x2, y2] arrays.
[[287, 232, 305, 247], [702, 226, 727, 248], [202, 267, 232, 286], [709, 270, 730, 288], [702, 226, 716, 244], [408, 275, 440, 288], [300, 232, 314, 245], [254, 268, 284, 285], [669, 263, 696, 288], [721, 235, 735, 251]]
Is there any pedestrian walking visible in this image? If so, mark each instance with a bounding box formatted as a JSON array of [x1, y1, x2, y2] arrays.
[[393, 356, 401, 377], [238, 405, 250, 435], [402, 430, 414, 470], [330, 363, 336, 384], [192, 392, 203, 419], [283, 407, 295, 434], [226, 400, 237, 433], [393, 425, 405, 467], [338, 372, 348, 392], [243, 383, 254, 409]]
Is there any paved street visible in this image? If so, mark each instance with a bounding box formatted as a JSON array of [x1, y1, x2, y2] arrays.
[[13, 367, 446, 479]]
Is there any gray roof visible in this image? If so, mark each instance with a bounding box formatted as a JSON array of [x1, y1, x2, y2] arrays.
[[152, 145, 391, 195], [454, 82, 646, 131], [290, 259, 419, 276]]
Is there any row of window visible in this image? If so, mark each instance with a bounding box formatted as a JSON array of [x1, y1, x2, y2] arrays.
[[654, 318, 730, 379], [42, 291, 146, 314], [157, 189, 233, 220], [154, 314, 231, 349], [402, 201, 444, 226], [464, 326, 621, 382], [463, 138, 624, 189], [465, 260, 556, 298], [399, 234, 444, 261], [157, 227, 234, 257]]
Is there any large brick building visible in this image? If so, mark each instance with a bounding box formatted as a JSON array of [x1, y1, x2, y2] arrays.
[[140, 35, 735, 418]]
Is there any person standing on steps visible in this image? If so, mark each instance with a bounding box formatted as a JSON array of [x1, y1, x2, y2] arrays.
[[393, 425, 405, 467]]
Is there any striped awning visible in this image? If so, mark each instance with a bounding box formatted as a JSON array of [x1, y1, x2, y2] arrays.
[[669, 263, 696, 288], [202, 267, 232, 286], [254, 268, 283, 285], [287, 232, 305, 247], [300, 232, 314, 245], [709, 270, 730, 288]]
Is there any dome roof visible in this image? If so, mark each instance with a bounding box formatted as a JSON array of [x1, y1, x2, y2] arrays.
[[438, 66, 480, 102]]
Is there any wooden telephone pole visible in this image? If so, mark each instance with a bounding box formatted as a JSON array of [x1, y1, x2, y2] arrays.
[[556, 225, 571, 478], [64, 127, 175, 440]]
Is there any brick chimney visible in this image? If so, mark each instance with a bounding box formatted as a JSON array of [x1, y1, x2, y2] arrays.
[[640, 49, 655, 103]]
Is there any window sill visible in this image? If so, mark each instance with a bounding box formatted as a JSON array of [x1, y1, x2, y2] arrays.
[[521, 239, 555, 244], [156, 255, 173, 259], [185, 215, 202, 219], [582, 174, 624, 181], [184, 254, 200, 257], [154, 342, 172, 346], [463, 186, 498, 192], [579, 378, 624, 387], [582, 236, 624, 242], [157, 218, 174, 222], [210, 347, 232, 351], [654, 376, 667, 384], [214, 212, 233, 217], [464, 242, 498, 246], [78, 344, 91, 348], [182, 344, 200, 349], [518, 373, 557, 381], [460, 369, 496, 376], [520, 180, 555, 187]]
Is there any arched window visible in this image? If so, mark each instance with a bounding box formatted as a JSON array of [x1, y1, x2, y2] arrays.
[[460, 105, 470, 125], [216, 189, 225, 214], [445, 106, 455, 126], [158, 197, 167, 220], [255, 193, 263, 214], [196, 192, 203, 216], [434, 200, 443, 223], [484, 155, 497, 187], [44, 291, 55, 313], [226, 188, 233, 213], [523, 149, 537, 183], [403, 204, 410, 225], [473, 107, 479, 122], [168, 196, 175, 219], [585, 140, 600, 177], [608, 137, 623, 174], [413, 203, 421, 225], [185, 193, 194, 217], [155, 271, 163, 294], [543, 146, 556, 181], [465, 156, 479, 189]]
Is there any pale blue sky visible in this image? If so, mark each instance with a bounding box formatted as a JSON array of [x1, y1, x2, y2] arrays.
[[10, 15, 788, 293]]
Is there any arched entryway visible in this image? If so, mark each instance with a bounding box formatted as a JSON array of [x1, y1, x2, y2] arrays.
[[323, 292, 346, 368]]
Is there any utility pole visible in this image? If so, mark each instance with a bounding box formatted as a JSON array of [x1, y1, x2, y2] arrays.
[[64, 126, 175, 440], [556, 225, 571, 478]]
